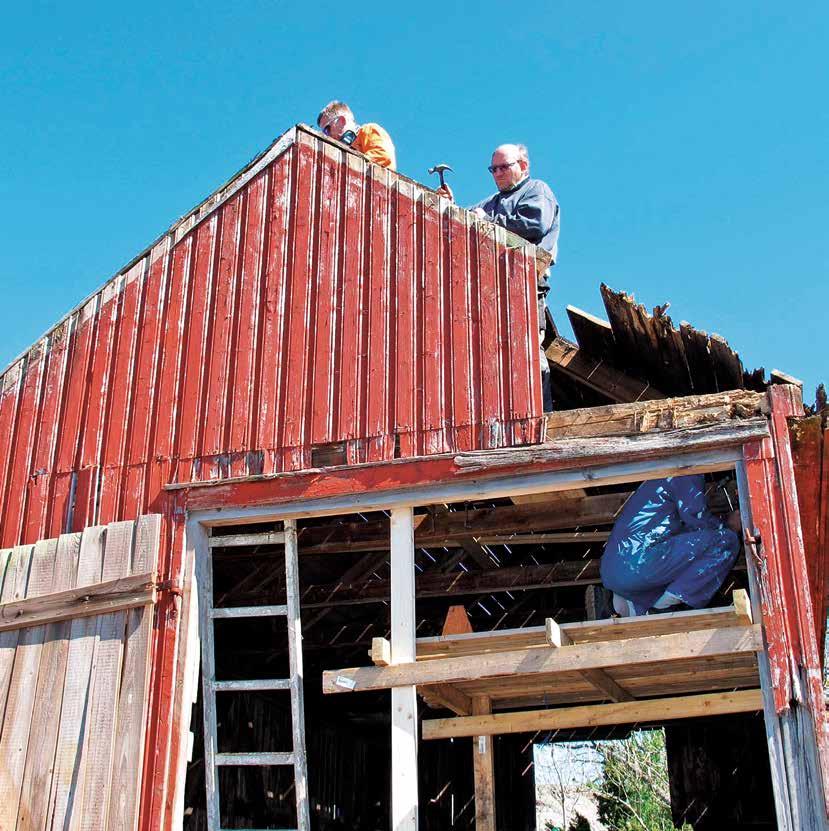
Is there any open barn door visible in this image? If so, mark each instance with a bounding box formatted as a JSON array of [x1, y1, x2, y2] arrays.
[[0, 514, 162, 830]]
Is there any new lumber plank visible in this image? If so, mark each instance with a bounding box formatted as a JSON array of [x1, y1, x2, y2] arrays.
[[0, 570, 157, 632], [16, 533, 80, 831], [47, 525, 106, 829], [546, 618, 634, 703], [415, 591, 752, 659], [545, 389, 767, 441], [472, 696, 496, 831], [545, 336, 665, 403], [323, 624, 763, 694], [421, 689, 764, 739]]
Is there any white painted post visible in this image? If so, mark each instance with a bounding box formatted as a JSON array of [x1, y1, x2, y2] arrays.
[[390, 507, 418, 831]]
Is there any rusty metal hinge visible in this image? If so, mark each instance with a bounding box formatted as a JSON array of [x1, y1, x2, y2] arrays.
[[155, 578, 184, 597]]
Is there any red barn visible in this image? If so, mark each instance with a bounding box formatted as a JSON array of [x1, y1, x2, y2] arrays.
[[0, 124, 826, 831]]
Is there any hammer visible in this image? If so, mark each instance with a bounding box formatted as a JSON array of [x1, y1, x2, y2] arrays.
[[428, 163, 453, 190]]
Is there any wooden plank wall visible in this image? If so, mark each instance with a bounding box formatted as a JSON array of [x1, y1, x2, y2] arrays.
[[0, 514, 160, 831]]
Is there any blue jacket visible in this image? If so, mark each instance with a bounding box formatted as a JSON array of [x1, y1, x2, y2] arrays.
[[473, 177, 560, 264]]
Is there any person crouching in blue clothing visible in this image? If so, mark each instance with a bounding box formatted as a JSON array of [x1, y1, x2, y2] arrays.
[[600, 475, 742, 617]]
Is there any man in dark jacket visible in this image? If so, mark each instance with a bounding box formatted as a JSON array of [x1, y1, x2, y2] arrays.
[[439, 143, 560, 410]]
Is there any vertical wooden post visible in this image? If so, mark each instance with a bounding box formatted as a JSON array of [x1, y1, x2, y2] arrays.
[[390, 507, 418, 831], [472, 695, 496, 831], [284, 518, 311, 831]]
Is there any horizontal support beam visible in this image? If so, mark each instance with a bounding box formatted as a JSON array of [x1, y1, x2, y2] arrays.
[[302, 561, 603, 608], [545, 389, 768, 441], [456, 419, 769, 473], [0, 571, 156, 632], [322, 625, 763, 694], [188, 447, 745, 526], [422, 689, 764, 739]]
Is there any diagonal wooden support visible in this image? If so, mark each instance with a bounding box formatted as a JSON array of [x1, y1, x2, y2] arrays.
[[546, 618, 634, 702]]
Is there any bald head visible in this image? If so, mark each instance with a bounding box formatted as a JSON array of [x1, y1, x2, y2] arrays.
[[490, 143, 530, 191]]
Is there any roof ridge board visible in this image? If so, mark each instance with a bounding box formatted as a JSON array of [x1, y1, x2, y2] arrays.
[[0, 126, 298, 382]]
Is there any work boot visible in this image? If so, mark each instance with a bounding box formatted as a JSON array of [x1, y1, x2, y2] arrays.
[[645, 603, 693, 615], [585, 585, 615, 620]]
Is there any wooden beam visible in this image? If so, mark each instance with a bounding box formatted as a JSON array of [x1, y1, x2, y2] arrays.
[[302, 560, 603, 608], [0, 571, 157, 632], [421, 684, 472, 716], [472, 696, 496, 831], [545, 389, 768, 441], [390, 507, 418, 831], [546, 336, 666, 402], [208, 530, 285, 548], [421, 689, 764, 739], [456, 419, 769, 473], [322, 625, 763, 694], [546, 618, 634, 703]]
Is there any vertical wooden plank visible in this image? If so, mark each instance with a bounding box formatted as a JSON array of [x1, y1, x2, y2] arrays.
[[16, 532, 81, 831], [0, 363, 25, 526], [736, 461, 794, 831], [48, 299, 98, 537], [475, 222, 504, 446], [122, 241, 170, 518], [284, 519, 311, 831], [200, 195, 243, 473], [78, 520, 136, 829], [228, 170, 267, 478], [420, 190, 445, 454], [1, 341, 48, 547], [107, 515, 162, 830], [193, 517, 221, 829], [447, 204, 474, 449], [46, 525, 106, 831], [390, 507, 418, 831], [335, 153, 366, 459], [281, 133, 316, 469], [22, 319, 73, 543], [0, 539, 55, 828], [364, 164, 392, 459], [0, 546, 34, 740], [176, 218, 218, 479], [255, 157, 292, 473], [98, 260, 146, 523], [308, 143, 341, 447], [472, 695, 496, 831], [394, 180, 417, 457]]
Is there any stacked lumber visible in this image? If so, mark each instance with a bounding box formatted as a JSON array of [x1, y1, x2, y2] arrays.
[[0, 515, 161, 830]]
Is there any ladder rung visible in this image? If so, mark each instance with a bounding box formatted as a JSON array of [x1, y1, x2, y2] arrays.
[[211, 605, 288, 618], [212, 679, 291, 692], [215, 752, 294, 766]]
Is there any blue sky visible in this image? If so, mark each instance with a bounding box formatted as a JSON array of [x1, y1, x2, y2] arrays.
[[2, 2, 827, 398]]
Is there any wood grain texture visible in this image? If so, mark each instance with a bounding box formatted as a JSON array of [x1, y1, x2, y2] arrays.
[[107, 514, 162, 831], [0, 540, 56, 828], [16, 532, 80, 830], [78, 520, 135, 830], [48, 526, 106, 831], [422, 689, 765, 739]]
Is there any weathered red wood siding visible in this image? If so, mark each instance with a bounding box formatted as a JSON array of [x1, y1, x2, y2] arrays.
[[0, 125, 544, 830], [0, 127, 542, 548]]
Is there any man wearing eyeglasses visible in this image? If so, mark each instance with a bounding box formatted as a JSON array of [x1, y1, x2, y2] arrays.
[[316, 101, 397, 171], [439, 144, 560, 411]]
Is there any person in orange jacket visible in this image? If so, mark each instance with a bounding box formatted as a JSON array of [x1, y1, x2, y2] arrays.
[[316, 101, 397, 171]]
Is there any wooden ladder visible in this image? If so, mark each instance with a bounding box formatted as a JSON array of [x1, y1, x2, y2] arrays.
[[197, 518, 310, 831]]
